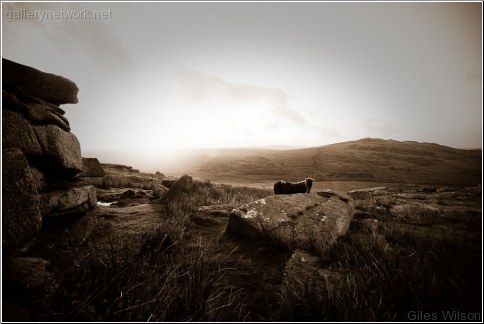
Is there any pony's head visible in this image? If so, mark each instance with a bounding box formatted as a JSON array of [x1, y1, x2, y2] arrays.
[[305, 178, 314, 193]]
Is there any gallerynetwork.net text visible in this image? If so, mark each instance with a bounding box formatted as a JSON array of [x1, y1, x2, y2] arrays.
[[4, 9, 112, 22]]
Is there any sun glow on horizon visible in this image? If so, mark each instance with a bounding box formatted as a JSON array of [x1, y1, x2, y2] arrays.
[[3, 2, 480, 152]]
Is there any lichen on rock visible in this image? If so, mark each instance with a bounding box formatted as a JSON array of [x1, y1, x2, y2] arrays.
[[225, 193, 354, 256]]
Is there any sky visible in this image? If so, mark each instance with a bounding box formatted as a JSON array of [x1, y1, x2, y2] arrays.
[[2, 2, 482, 161]]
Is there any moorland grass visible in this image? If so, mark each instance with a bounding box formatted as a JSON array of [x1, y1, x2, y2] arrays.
[[278, 192, 482, 321], [49, 183, 271, 321], [48, 184, 480, 321]]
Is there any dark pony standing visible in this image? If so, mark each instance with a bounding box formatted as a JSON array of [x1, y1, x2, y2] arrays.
[[273, 178, 314, 195]]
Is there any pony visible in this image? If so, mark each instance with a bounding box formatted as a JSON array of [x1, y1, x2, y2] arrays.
[[274, 178, 314, 195]]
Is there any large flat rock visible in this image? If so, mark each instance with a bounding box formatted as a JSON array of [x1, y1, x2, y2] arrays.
[[40, 185, 97, 217], [3, 58, 79, 104], [225, 193, 354, 255], [2, 148, 42, 255]]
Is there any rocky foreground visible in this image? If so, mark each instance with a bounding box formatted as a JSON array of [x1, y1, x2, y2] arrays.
[[2, 60, 481, 321], [3, 160, 481, 321]]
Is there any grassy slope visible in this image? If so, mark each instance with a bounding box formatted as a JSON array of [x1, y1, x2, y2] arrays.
[[188, 138, 482, 186]]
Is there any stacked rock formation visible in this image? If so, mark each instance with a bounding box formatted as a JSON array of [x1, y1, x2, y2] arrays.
[[2, 58, 96, 255]]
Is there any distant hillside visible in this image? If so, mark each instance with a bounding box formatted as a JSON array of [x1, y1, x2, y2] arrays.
[[186, 138, 482, 186]]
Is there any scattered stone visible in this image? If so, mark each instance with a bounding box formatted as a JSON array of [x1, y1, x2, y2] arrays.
[[225, 193, 354, 256], [162, 177, 177, 189], [317, 190, 351, 202], [281, 249, 343, 301], [78, 157, 105, 177], [121, 189, 136, 198], [163, 174, 211, 201], [347, 187, 388, 199], [190, 204, 236, 226], [101, 163, 139, 174], [162, 175, 193, 201], [154, 171, 165, 180], [420, 186, 438, 193], [283, 249, 342, 284], [189, 214, 222, 226], [83, 175, 164, 190], [436, 186, 461, 193], [197, 204, 236, 217], [2, 148, 42, 255], [3, 58, 79, 104], [151, 185, 169, 200], [96, 188, 124, 202], [350, 218, 380, 235], [171, 174, 194, 192]]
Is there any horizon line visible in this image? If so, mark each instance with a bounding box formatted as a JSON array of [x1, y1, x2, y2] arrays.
[[81, 138, 483, 154]]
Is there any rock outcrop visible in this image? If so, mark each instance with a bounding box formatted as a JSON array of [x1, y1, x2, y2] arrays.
[[2, 59, 96, 255], [225, 192, 354, 256], [3, 58, 79, 104], [2, 148, 42, 254], [81, 163, 167, 191]]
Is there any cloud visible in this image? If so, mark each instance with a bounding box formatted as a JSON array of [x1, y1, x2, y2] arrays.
[[175, 66, 306, 125], [174, 66, 226, 102], [364, 119, 395, 137], [265, 121, 282, 129], [321, 127, 341, 138], [2, 2, 132, 69]]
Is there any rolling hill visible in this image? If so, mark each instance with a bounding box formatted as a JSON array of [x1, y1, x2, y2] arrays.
[[184, 138, 482, 186]]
